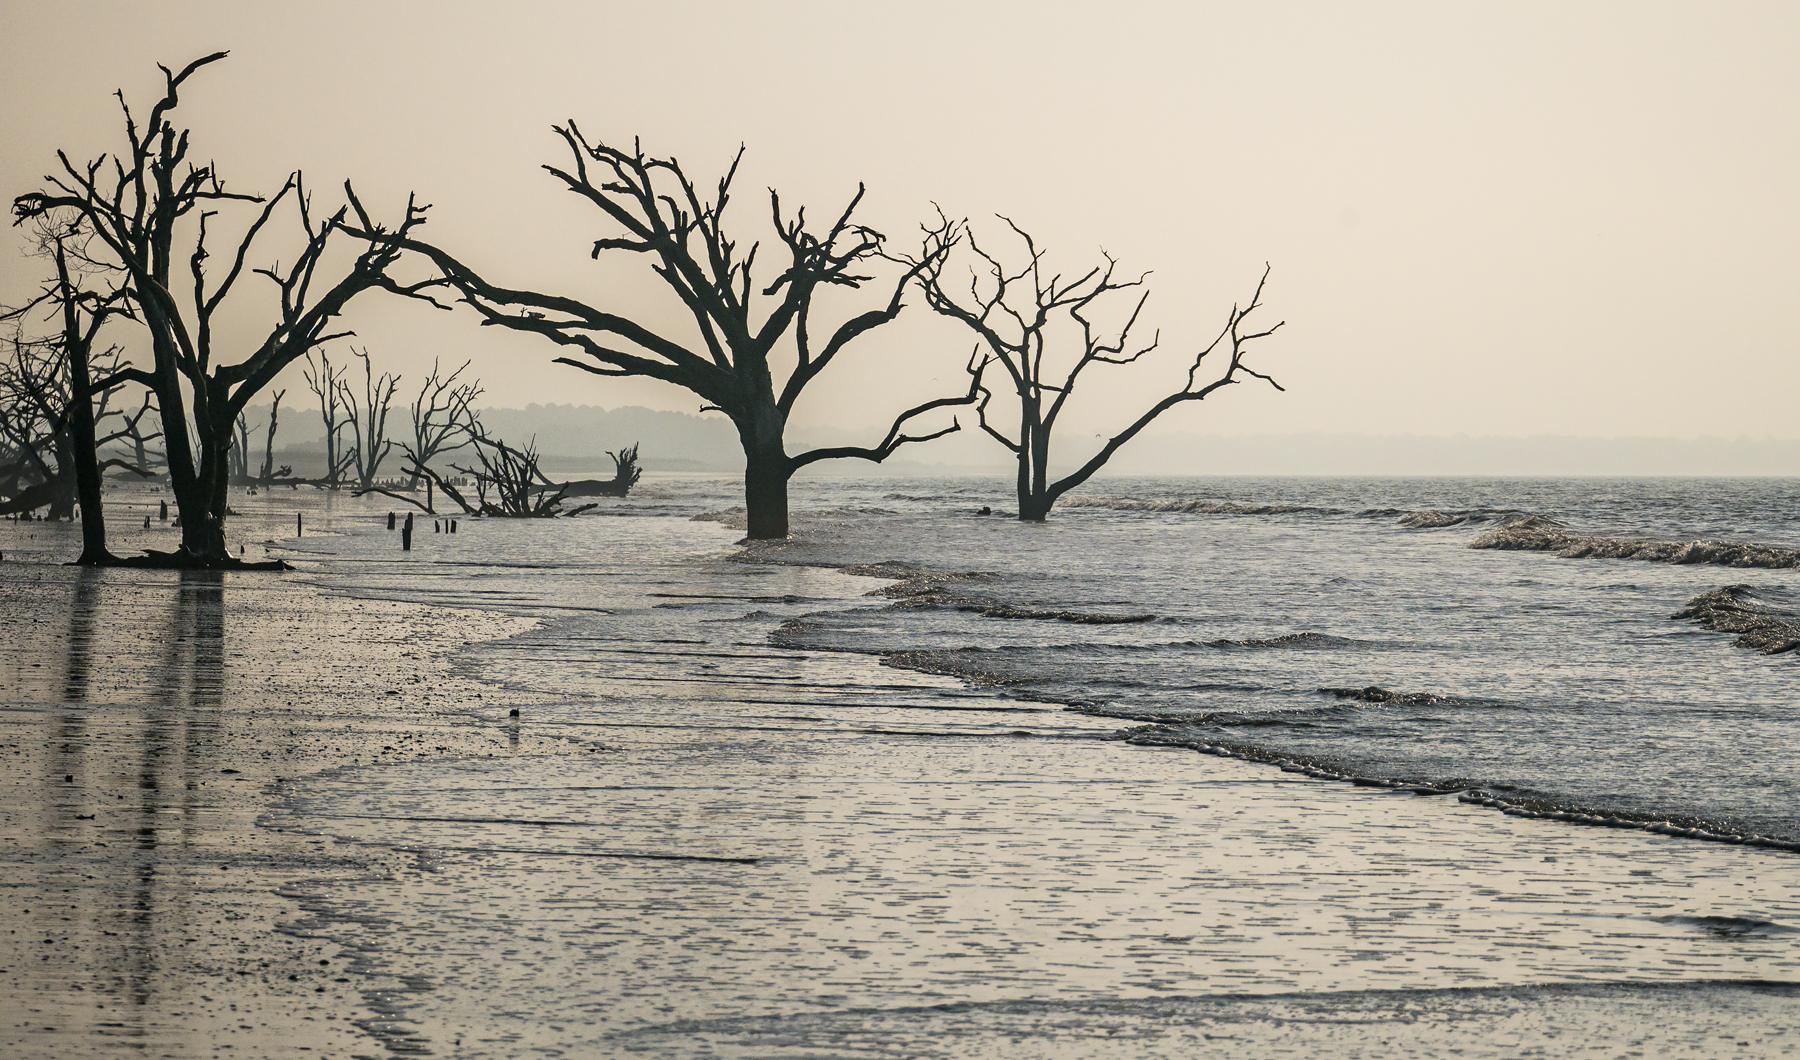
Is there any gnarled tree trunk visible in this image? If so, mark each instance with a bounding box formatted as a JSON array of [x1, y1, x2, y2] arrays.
[[740, 417, 791, 539]]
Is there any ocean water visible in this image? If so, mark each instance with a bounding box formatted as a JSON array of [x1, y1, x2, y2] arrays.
[[299, 473, 1800, 843]]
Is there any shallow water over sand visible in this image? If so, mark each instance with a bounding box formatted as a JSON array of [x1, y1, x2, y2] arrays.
[[267, 472, 1800, 840], [266, 478, 1800, 1054], [4, 476, 1800, 1056]]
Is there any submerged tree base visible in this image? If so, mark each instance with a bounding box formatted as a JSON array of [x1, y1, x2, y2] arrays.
[[69, 548, 294, 571]]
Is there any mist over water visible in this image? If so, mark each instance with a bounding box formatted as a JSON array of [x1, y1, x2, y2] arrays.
[[300, 473, 1800, 844]]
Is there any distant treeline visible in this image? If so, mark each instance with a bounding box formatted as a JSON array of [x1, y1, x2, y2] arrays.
[[241, 402, 739, 473], [237, 402, 1800, 479]]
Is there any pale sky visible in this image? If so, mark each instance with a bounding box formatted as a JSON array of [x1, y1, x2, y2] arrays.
[[2, 1, 1795, 443]]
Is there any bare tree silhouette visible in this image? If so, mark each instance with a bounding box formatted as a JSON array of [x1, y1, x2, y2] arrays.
[[0, 329, 150, 520], [303, 350, 355, 487], [917, 216, 1285, 520], [111, 388, 163, 479], [404, 358, 482, 489], [342, 347, 399, 489], [394, 422, 580, 518], [350, 130, 979, 538], [256, 388, 287, 484], [229, 409, 257, 483], [0, 219, 150, 560], [11, 52, 445, 566], [0, 327, 76, 517]]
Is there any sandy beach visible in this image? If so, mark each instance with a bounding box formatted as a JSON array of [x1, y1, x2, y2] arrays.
[[3, 490, 1798, 1058]]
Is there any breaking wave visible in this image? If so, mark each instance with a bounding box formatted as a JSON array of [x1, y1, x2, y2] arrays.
[[873, 648, 1028, 687], [1121, 726, 1800, 850], [854, 567, 1154, 623], [1204, 631, 1369, 650], [1364, 508, 1545, 529], [1471, 521, 1800, 569], [691, 508, 747, 529], [1318, 685, 1466, 706], [959, 604, 1156, 624], [1652, 914, 1800, 938], [1058, 497, 1338, 516], [1074, 699, 1367, 728], [1672, 585, 1800, 655], [881, 488, 995, 501]]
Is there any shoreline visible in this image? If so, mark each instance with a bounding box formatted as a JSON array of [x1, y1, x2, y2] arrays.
[[4, 490, 1799, 1057], [745, 522, 1800, 850]]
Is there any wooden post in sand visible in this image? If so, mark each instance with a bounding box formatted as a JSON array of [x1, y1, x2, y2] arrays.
[[159, 499, 167, 521], [297, 512, 303, 537], [402, 512, 414, 551], [388, 511, 396, 530]]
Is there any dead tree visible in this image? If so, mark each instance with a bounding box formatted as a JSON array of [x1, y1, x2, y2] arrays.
[[303, 350, 355, 487], [404, 358, 481, 489], [342, 347, 399, 489], [387, 422, 576, 518], [0, 219, 145, 561], [916, 217, 1284, 520], [0, 327, 72, 517], [357, 363, 481, 514], [0, 325, 147, 531], [229, 410, 257, 483], [390, 428, 565, 518], [450, 427, 573, 517], [11, 52, 445, 567], [257, 388, 287, 483], [116, 389, 164, 477], [348, 130, 980, 538]]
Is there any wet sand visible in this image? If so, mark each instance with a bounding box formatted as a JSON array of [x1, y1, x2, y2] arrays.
[[0, 500, 576, 1056], [2, 494, 1798, 1057]]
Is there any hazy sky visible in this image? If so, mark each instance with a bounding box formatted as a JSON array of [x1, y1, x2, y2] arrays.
[[2, 1, 1795, 442]]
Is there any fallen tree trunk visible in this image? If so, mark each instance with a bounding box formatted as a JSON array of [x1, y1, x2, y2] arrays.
[[83, 548, 293, 571]]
